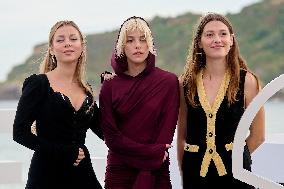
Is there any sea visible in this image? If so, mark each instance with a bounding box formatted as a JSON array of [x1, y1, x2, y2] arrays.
[[0, 100, 283, 188]]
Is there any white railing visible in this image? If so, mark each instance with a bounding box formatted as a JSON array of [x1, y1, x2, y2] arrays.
[[0, 161, 22, 184]]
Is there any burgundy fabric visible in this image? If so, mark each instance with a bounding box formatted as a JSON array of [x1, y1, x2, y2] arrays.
[[99, 51, 179, 189], [111, 50, 155, 76]]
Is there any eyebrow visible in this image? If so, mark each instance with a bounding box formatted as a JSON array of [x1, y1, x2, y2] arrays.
[[126, 35, 145, 38], [55, 34, 78, 38], [204, 29, 229, 33]]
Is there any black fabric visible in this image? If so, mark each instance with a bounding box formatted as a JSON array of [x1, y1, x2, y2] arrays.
[[13, 74, 103, 189], [182, 70, 255, 189], [100, 71, 112, 84]]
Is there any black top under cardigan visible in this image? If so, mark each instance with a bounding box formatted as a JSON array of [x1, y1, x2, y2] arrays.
[[13, 74, 103, 189]]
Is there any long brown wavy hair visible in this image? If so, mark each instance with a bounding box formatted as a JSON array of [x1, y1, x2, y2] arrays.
[[181, 12, 260, 107]]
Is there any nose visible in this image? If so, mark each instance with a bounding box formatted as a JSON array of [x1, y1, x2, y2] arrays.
[[134, 40, 142, 49], [65, 43, 71, 48], [213, 35, 221, 43]]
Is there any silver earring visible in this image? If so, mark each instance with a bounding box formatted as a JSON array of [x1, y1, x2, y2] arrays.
[[51, 55, 56, 64], [196, 51, 203, 57]]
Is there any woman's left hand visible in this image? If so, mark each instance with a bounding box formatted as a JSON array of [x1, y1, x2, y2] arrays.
[[73, 148, 85, 166]]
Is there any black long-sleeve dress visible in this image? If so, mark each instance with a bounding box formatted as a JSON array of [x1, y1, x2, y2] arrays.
[[13, 74, 103, 189]]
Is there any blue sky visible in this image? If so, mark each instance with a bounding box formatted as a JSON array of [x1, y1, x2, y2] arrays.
[[0, 0, 261, 81]]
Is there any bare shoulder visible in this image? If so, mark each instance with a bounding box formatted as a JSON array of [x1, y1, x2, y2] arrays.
[[244, 71, 259, 106], [178, 76, 186, 101], [178, 76, 185, 89], [178, 76, 184, 84], [245, 71, 259, 92]]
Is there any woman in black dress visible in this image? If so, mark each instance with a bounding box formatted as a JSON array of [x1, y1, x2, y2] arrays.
[[177, 13, 265, 189], [13, 20, 103, 189]]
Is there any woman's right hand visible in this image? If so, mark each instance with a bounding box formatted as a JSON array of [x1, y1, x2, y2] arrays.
[[163, 151, 168, 162], [73, 148, 85, 166], [103, 72, 116, 80], [100, 71, 116, 83], [163, 144, 172, 162]]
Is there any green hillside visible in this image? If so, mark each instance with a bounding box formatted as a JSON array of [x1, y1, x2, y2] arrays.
[[3, 0, 284, 98]]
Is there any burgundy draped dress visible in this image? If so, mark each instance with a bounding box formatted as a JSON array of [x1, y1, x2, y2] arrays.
[[99, 52, 179, 189]]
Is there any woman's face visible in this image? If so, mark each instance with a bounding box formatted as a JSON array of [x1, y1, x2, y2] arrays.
[[50, 25, 83, 64], [124, 29, 149, 66], [199, 20, 233, 61]]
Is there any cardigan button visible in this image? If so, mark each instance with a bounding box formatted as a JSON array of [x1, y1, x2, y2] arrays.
[[209, 149, 213, 154], [209, 113, 213, 118], [208, 132, 213, 137]]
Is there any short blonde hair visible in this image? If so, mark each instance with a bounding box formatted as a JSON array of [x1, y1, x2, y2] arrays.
[[115, 16, 156, 57]]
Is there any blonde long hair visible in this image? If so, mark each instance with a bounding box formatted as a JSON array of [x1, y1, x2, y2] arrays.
[[39, 20, 94, 99], [181, 13, 260, 107]]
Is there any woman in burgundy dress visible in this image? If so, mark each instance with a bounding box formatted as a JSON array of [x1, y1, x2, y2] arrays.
[[99, 16, 179, 189]]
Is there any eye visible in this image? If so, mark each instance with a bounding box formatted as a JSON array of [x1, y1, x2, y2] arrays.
[[126, 39, 133, 43], [206, 33, 213, 37], [140, 36, 146, 41], [71, 38, 78, 41], [56, 39, 64, 43], [221, 32, 228, 36]]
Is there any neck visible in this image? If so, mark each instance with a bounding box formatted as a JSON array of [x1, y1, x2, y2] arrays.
[[126, 61, 147, 77], [204, 58, 227, 80], [53, 62, 78, 83]]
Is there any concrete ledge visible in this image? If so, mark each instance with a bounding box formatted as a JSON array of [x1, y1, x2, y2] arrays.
[[0, 161, 22, 184], [91, 157, 107, 185], [0, 109, 16, 133]]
